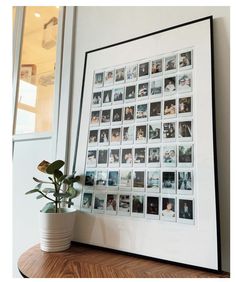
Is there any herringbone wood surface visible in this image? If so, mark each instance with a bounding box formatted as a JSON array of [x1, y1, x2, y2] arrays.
[[18, 243, 229, 278]]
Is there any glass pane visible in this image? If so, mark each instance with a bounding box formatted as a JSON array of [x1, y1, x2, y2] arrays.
[[14, 6, 60, 134]]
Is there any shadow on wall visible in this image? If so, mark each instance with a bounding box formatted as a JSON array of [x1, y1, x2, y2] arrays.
[[213, 17, 230, 272], [73, 211, 136, 251]]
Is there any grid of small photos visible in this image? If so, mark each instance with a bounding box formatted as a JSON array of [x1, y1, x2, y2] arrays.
[[81, 49, 195, 224]]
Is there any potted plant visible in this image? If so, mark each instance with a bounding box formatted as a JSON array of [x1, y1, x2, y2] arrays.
[[25, 160, 80, 252]]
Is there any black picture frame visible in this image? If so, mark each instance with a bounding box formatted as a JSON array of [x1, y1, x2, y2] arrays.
[[73, 16, 221, 273]]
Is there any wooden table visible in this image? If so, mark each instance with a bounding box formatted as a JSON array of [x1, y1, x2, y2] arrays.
[[18, 243, 229, 278]]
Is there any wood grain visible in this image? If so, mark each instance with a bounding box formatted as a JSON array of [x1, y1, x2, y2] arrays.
[[18, 243, 229, 278]]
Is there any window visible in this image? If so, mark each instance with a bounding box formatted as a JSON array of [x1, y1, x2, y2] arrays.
[[14, 7, 59, 134]]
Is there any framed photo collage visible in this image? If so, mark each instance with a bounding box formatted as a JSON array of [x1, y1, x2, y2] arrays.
[[81, 49, 195, 224]]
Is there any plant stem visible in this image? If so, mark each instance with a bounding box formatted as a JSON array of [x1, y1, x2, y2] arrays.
[[37, 190, 55, 202], [53, 174, 60, 213]]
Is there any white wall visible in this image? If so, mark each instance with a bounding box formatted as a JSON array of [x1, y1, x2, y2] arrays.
[[70, 6, 230, 272], [13, 138, 53, 277]]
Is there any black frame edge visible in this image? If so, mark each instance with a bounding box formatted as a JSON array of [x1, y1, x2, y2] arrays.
[[210, 16, 222, 273], [86, 16, 213, 54], [73, 15, 222, 273]]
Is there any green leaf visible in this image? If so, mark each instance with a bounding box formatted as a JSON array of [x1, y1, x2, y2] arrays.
[[46, 160, 65, 174], [67, 186, 78, 199], [35, 183, 42, 189], [48, 177, 54, 182], [58, 175, 67, 182], [33, 177, 52, 184], [25, 189, 39, 195], [71, 176, 80, 183], [42, 188, 55, 194], [63, 178, 72, 185], [41, 202, 55, 213], [36, 194, 45, 199], [54, 169, 63, 179], [74, 175, 80, 182]]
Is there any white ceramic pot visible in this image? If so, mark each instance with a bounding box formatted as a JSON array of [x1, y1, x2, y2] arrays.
[[39, 208, 76, 252]]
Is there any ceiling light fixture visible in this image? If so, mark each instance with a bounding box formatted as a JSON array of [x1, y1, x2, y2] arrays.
[[34, 12, 41, 18]]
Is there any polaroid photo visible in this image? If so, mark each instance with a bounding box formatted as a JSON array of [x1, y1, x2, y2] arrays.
[[150, 78, 163, 98], [95, 170, 108, 188], [163, 98, 176, 118], [133, 170, 145, 191], [162, 121, 176, 142], [97, 148, 108, 167], [88, 129, 98, 146], [178, 198, 194, 224], [132, 194, 145, 217], [110, 127, 121, 144], [81, 191, 93, 212], [178, 72, 192, 94], [112, 107, 123, 125], [99, 128, 110, 146], [164, 54, 177, 74], [124, 105, 135, 123], [147, 169, 161, 193], [100, 109, 111, 125], [126, 64, 138, 82], [179, 50, 193, 71], [162, 171, 176, 194], [178, 120, 193, 141], [119, 170, 132, 190], [178, 170, 193, 195], [109, 148, 120, 167], [108, 170, 119, 189], [121, 147, 133, 167], [115, 67, 125, 84], [104, 69, 114, 86], [147, 146, 161, 167], [92, 91, 102, 108], [151, 58, 163, 77], [93, 192, 106, 214], [146, 195, 160, 220], [106, 194, 118, 215], [178, 144, 193, 167], [136, 103, 148, 121], [134, 147, 146, 166], [94, 71, 104, 88], [122, 125, 134, 144], [164, 76, 177, 95], [138, 61, 150, 79], [102, 89, 112, 106], [149, 122, 161, 143], [137, 82, 149, 100], [113, 87, 124, 104], [162, 145, 176, 168], [149, 100, 162, 120], [118, 194, 131, 216], [135, 124, 147, 144], [161, 197, 176, 222], [84, 170, 96, 187], [179, 96, 192, 116], [90, 110, 100, 127], [86, 149, 97, 167], [125, 85, 136, 102]]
